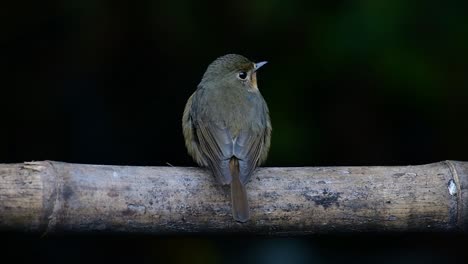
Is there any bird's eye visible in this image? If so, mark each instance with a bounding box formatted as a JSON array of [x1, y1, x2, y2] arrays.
[[237, 71, 248, 80]]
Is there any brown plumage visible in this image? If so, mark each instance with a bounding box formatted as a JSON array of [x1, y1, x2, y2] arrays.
[[182, 54, 271, 222]]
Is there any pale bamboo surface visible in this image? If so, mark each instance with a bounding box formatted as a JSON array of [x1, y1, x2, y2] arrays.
[[0, 160, 467, 235]]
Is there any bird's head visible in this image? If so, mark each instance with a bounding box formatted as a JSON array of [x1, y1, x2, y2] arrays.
[[201, 54, 267, 92]]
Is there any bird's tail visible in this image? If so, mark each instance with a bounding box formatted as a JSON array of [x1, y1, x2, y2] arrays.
[[229, 158, 250, 222]]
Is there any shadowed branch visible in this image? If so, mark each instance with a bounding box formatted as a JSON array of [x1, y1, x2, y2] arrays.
[[1, 160, 467, 235]]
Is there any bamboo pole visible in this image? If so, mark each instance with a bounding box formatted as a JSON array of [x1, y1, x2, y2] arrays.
[[0, 160, 467, 234]]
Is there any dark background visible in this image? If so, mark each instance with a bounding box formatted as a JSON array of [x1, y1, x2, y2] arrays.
[[2, 0, 468, 263]]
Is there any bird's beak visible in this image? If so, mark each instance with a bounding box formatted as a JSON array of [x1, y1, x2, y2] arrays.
[[254, 61, 268, 72]]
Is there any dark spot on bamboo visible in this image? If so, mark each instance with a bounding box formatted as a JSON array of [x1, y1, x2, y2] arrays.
[[303, 189, 342, 209], [122, 209, 136, 216], [262, 191, 280, 201], [62, 185, 73, 200], [107, 188, 119, 198]]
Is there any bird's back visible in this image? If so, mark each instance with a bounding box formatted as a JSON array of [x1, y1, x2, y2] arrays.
[[188, 83, 270, 185]]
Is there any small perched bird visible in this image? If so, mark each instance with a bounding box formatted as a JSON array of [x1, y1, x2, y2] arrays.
[[182, 54, 272, 222]]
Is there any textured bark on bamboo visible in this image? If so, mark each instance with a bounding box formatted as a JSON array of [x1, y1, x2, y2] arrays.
[[0, 160, 467, 235]]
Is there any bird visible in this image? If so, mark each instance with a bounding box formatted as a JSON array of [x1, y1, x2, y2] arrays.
[[182, 54, 272, 222]]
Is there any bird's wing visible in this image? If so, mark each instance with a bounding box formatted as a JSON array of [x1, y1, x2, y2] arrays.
[[194, 122, 234, 185], [182, 93, 208, 167], [233, 99, 272, 185], [233, 128, 269, 185]]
